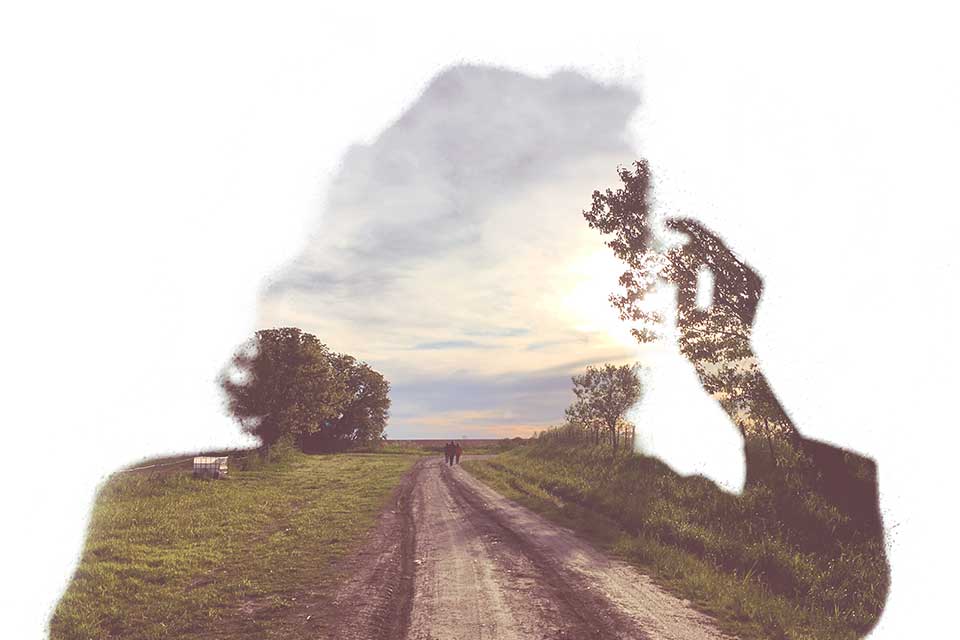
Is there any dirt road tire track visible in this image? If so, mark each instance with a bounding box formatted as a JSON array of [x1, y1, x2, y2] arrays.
[[324, 457, 733, 640], [315, 462, 419, 640], [438, 462, 644, 639], [448, 463, 735, 640]]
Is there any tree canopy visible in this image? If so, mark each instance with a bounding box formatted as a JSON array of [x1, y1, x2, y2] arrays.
[[564, 363, 642, 452], [219, 328, 390, 451]]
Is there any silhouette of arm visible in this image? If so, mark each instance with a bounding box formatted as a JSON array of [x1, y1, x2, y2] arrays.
[[664, 218, 882, 531]]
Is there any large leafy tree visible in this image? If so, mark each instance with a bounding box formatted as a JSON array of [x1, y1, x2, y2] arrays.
[[565, 363, 642, 453], [302, 354, 391, 450], [337, 358, 391, 442], [219, 328, 389, 451]]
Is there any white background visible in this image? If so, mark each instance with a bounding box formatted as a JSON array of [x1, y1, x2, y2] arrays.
[[2, 2, 957, 637]]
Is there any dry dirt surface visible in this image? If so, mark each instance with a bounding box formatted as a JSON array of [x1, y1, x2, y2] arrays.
[[318, 457, 735, 640]]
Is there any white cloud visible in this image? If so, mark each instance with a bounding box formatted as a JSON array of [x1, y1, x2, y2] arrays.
[[260, 67, 646, 435]]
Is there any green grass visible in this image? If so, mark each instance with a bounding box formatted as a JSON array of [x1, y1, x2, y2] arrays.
[[50, 451, 418, 640], [464, 439, 888, 640]]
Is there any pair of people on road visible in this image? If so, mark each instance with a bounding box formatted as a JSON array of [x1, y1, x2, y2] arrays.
[[443, 441, 462, 465]]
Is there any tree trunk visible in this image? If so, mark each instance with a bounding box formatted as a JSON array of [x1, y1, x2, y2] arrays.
[[762, 415, 777, 467]]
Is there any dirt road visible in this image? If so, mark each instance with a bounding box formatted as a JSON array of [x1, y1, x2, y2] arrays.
[[320, 458, 733, 640]]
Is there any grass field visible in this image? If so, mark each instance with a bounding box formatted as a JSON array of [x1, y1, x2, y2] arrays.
[[50, 451, 418, 640], [464, 439, 888, 640]]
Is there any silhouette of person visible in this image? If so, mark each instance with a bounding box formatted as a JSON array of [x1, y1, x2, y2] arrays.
[[662, 217, 884, 534], [586, 161, 888, 634], [454, 442, 462, 464]]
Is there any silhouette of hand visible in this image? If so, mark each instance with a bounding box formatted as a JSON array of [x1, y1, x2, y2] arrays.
[[663, 217, 763, 367]]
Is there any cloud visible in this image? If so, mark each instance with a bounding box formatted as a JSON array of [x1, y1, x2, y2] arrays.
[[463, 327, 530, 338], [388, 368, 574, 438], [412, 340, 496, 350], [396, 417, 545, 440], [259, 65, 643, 437]]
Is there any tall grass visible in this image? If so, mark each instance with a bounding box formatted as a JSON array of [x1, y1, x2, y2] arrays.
[[465, 435, 888, 639]]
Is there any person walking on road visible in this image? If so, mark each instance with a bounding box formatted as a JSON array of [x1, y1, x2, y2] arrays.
[[443, 442, 452, 465], [454, 442, 463, 464]]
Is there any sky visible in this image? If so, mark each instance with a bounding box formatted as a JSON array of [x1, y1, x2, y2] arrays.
[[260, 66, 651, 439], [3, 2, 959, 638]]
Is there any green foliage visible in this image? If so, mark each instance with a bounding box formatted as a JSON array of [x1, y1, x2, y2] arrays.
[[565, 363, 642, 452], [219, 328, 390, 451], [50, 452, 417, 640], [307, 353, 391, 450], [582, 161, 665, 340], [466, 439, 888, 640], [582, 160, 654, 267]]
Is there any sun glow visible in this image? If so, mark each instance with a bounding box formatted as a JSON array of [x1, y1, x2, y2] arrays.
[[561, 250, 640, 349]]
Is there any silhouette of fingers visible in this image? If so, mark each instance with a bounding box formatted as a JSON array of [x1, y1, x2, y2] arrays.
[[664, 217, 763, 326]]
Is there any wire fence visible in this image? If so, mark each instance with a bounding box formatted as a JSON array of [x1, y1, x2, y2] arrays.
[[118, 457, 196, 473], [118, 450, 258, 474]]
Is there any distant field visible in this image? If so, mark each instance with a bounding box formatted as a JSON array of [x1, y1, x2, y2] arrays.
[[50, 452, 418, 640], [383, 438, 526, 455]]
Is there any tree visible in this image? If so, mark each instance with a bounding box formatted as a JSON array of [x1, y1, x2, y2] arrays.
[[302, 354, 391, 451], [565, 363, 642, 453], [218, 328, 390, 452], [583, 160, 665, 343], [564, 396, 603, 445]]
